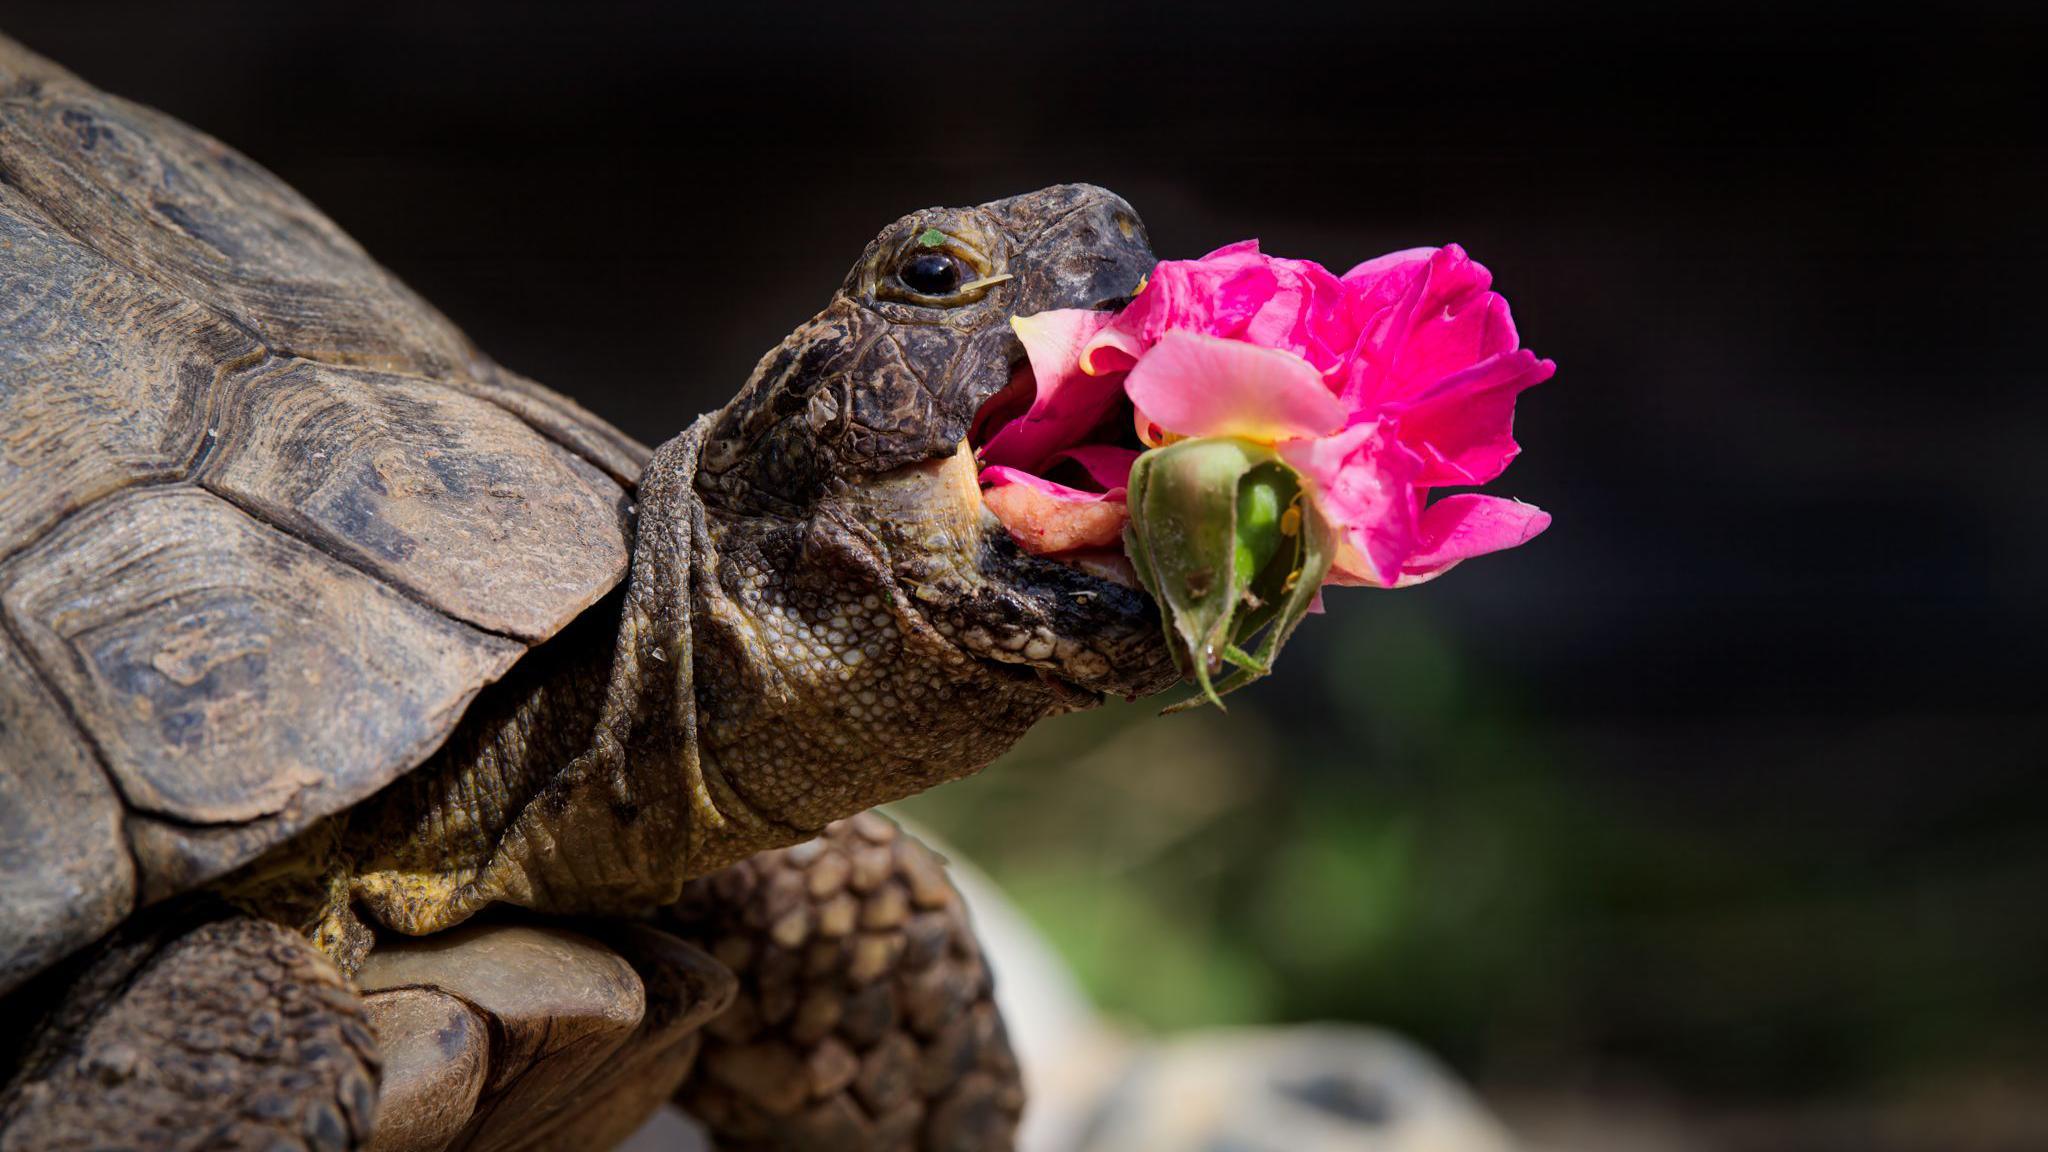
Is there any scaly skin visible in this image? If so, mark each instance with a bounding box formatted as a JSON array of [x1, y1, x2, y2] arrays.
[[225, 185, 1178, 971], [0, 917, 379, 1152], [668, 815, 1023, 1151]]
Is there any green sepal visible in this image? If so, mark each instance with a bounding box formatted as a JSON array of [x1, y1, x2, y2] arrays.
[[1124, 437, 1335, 713], [1164, 490, 1335, 711], [1125, 438, 1258, 707]]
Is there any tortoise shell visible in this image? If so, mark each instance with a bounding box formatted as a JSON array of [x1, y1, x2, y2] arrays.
[[0, 34, 650, 991]]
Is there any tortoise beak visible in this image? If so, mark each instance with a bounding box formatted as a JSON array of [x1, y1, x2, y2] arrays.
[[963, 187, 1158, 596], [981, 184, 1157, 318]]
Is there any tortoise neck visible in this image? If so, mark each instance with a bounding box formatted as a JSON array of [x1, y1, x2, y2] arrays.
[[676, 498, 1071, 876], [335, 417, 1065, 936], [333, 427, 720, 935], [335, 589, 672, 927]]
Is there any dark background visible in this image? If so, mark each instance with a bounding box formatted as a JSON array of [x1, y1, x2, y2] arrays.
[[7, 2, 2044, 1146]]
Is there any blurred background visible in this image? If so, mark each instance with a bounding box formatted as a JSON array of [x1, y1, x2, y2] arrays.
[[6, 2, 2044, 1147]]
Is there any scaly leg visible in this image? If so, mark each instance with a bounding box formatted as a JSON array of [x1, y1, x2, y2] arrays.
[[665, 815, 1024, 1152], [1, 817, 1022, 1152], [0, 914, 380, 1152]]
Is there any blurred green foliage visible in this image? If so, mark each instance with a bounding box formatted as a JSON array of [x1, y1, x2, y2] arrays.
[[896, 592, 2048, 1100], [899, 595, 1569, 1052]]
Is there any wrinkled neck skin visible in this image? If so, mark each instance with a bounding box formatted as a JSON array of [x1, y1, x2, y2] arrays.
[[321, 422, 1090, 951], [682, 437, 1097, 873], [499, 422, 1093, 896]]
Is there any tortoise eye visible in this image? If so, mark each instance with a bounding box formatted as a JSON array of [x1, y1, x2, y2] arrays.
[[898, 251, 965, 297], [876, 227, 1001, 306]]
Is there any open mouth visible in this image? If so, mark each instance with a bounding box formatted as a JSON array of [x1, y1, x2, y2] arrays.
[[968, 339, 1145, 586], [844, 365, 1177, 701]]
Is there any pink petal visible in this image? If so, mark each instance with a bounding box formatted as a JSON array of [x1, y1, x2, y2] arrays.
[[1090, 241, 1277, 361], [1393, 494, 1550, 587], [1106, 242, 1357, 375], [1049, 444, 1139, 493], [983, 475, 1131, 555], [979, 465, 1124, 503], [1391, 348, 1556, 486], [1278, 422, 1424, 588], [1242, 261, 1352, 371], [1079, 325, 1143, 375], [1201, 239, 1265, 261], [1328, 244, 1551, 485], [1341, 246, 1437, 291], [982, 311, 1130, 474], [1123, 330, 1346, 442], [1339, 244, 1526, 413]]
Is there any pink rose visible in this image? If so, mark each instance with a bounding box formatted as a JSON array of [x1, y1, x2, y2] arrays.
[[978, 241, 1553, 588]]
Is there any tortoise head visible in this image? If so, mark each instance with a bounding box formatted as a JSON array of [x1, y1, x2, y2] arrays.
[[695, 184, 1177, 704], [668, 186, 1178, 849]]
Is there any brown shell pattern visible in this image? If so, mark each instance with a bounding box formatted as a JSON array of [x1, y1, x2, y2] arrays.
[[0, 34, 652, 992]]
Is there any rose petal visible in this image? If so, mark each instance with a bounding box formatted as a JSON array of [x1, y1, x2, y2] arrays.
[[1049, 444, 1140, 493], [1391, 348, 1555, 486], [1243, 261, 1351, 371], [1278, 422, 1424, 588], [983, 476, 1131, 555], [981, 310, 1129, 473], [1339, 244, 1526, 411], [1079, 325, 1143, 376], [1123, 330, 1346, 443], [979, 464, 1123, 503], [1101, 241, 1357, 375], [1340, 246, 1437, 293], [1092, 242, 1269, 357], [1393, 494, 1551, 587], [1201, 239, 1265, 261]]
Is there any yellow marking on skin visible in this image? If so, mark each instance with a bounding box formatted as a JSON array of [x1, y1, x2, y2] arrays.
[[941, 440, 984, 512], [687, 755, 729, 833]]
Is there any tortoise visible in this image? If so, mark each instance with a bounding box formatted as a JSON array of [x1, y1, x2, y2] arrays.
[[0, 30, 1176, 1152]]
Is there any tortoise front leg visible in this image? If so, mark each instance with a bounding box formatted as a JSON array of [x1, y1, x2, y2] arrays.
[[356, 920, 734, 1152], [0, 822, 1021, 1152], [0, 915, 380, 1152], [367, 817, 1026, 1152], [665, 816, 1025, 1152]]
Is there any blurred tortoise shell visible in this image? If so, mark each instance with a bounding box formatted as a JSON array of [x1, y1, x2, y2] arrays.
[[0, 33, 652, 992]]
